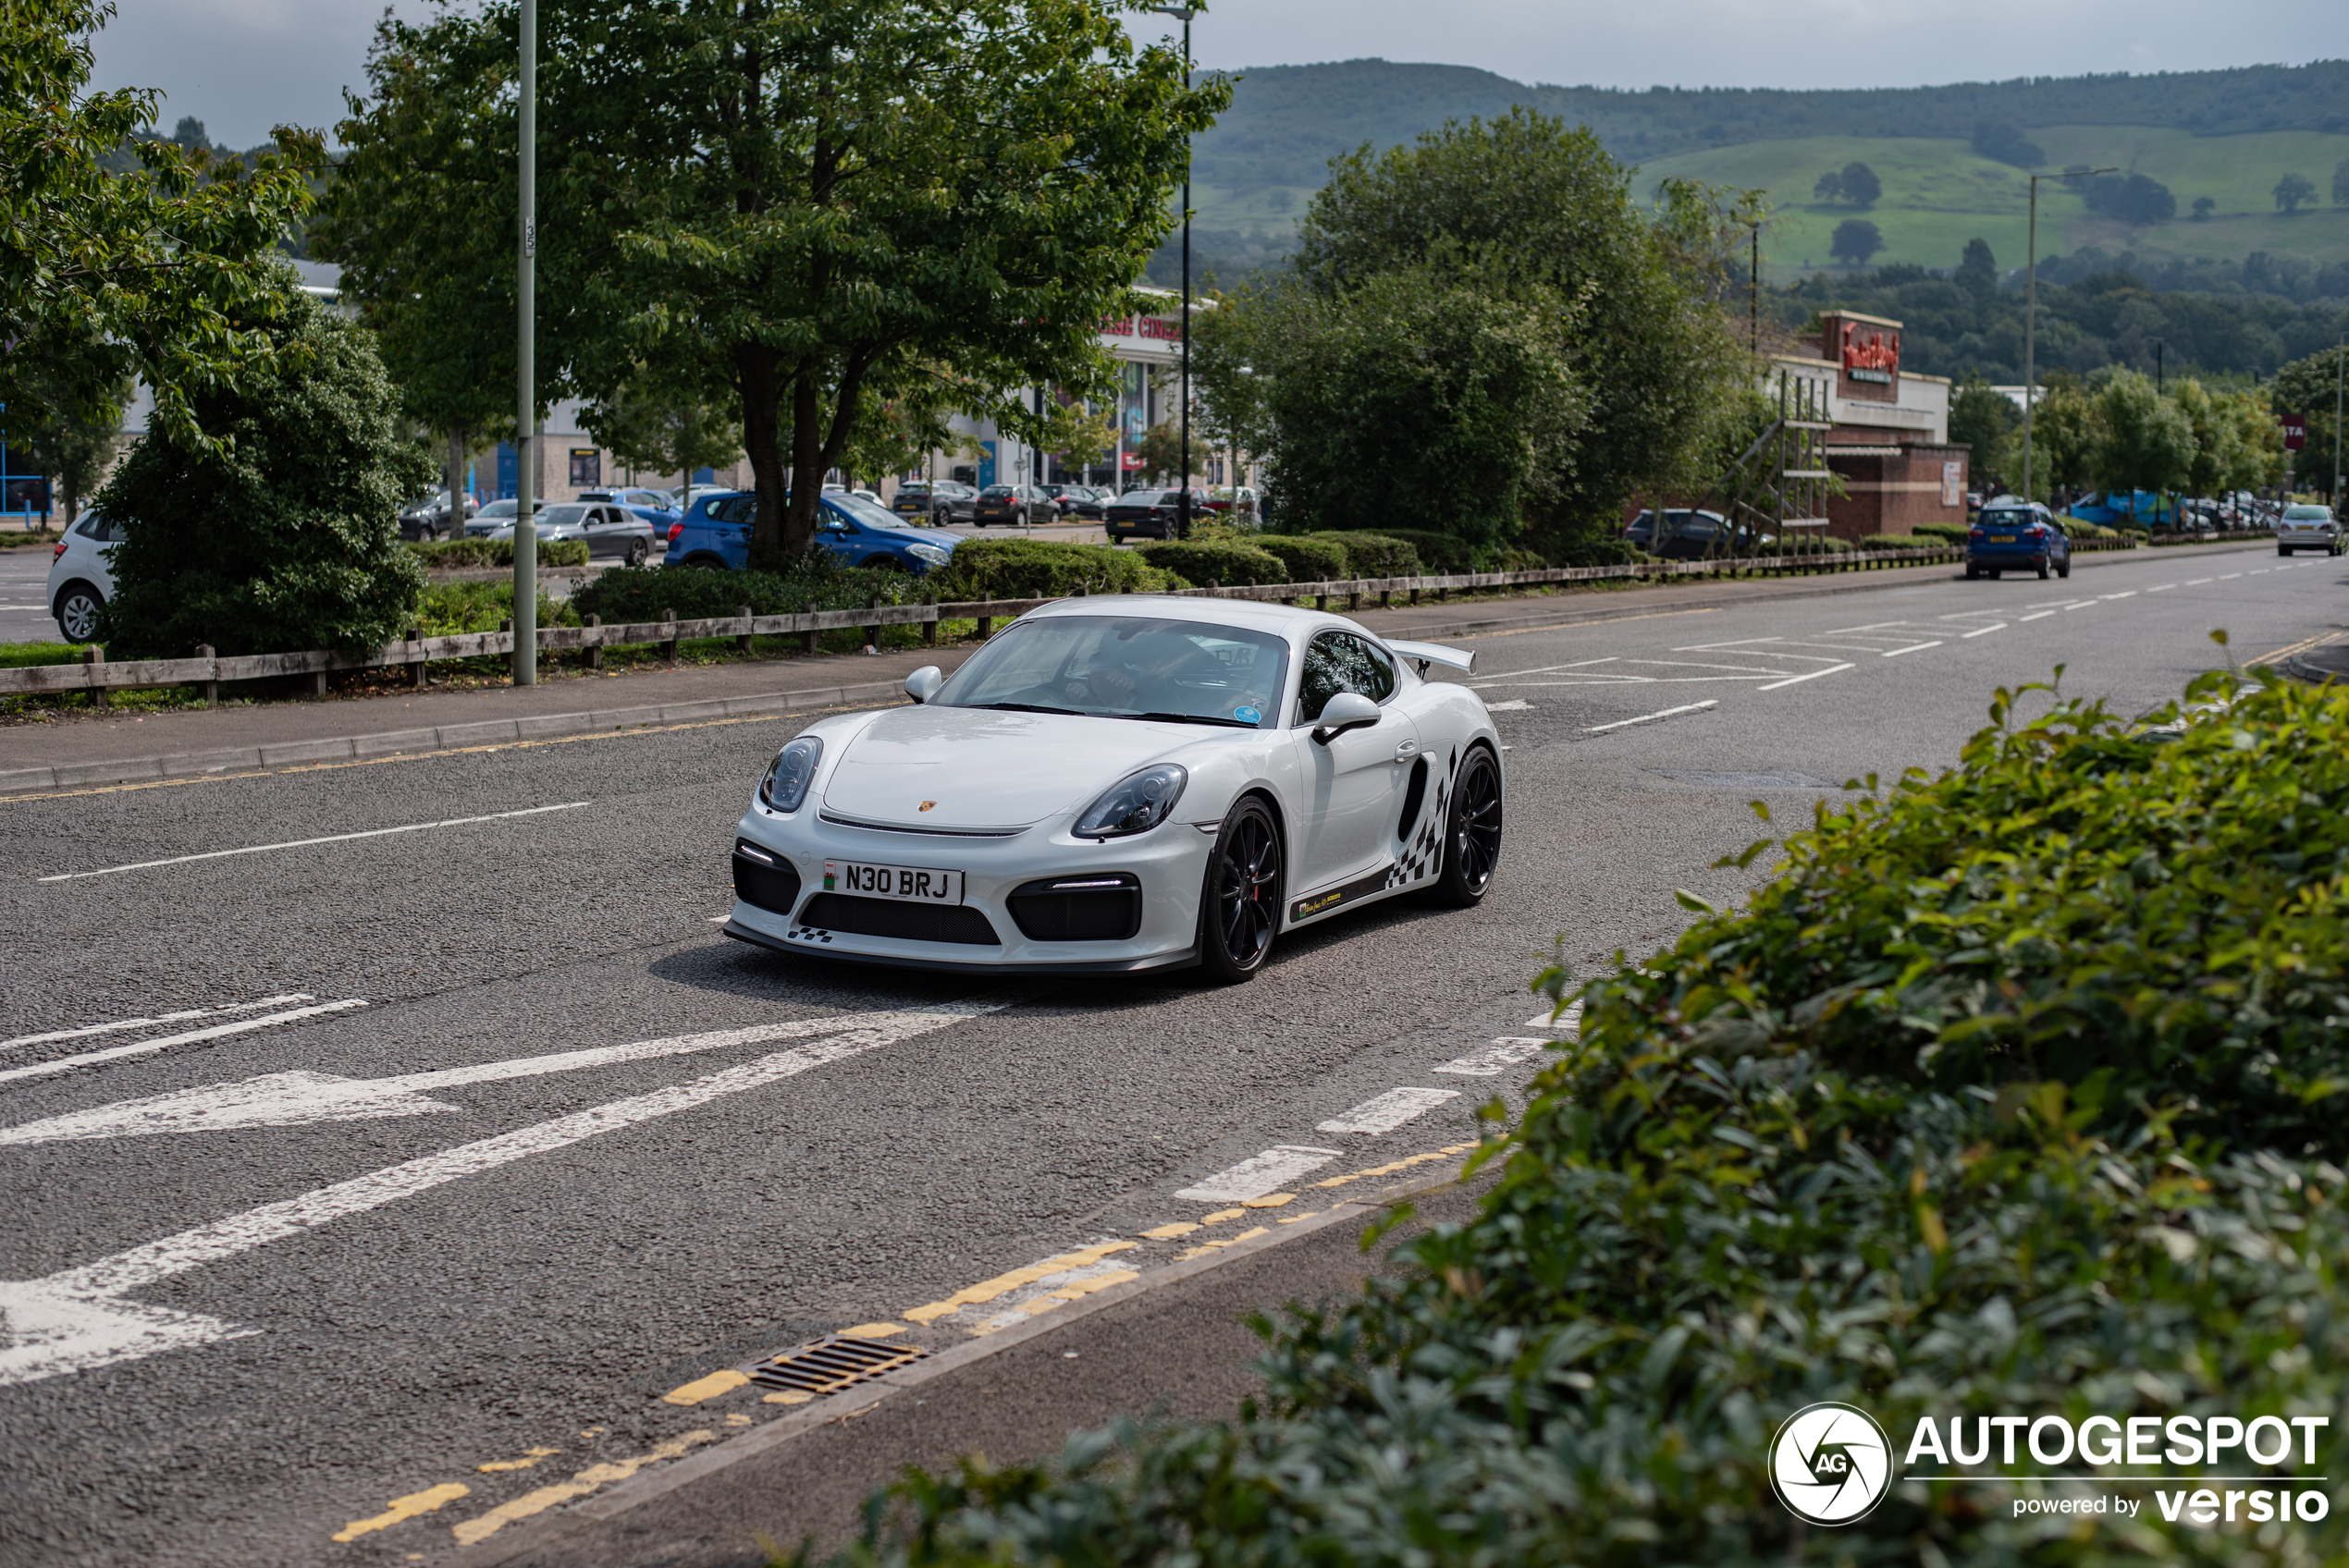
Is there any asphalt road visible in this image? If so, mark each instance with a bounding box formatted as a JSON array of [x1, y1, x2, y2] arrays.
[[0, 542, 2331, 1567], [1, 544, 58, 644]]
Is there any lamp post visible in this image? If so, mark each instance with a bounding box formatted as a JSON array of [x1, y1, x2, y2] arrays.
[[1144, 4, 1198, 539], [2020, 165, 2114, 505], [2334, 333, 2344, 508], [511, 0, 537, 685]]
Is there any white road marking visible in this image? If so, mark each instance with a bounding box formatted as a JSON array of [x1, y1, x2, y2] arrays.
[[2020, 611, 2059, 622], [1879, 641, 1942, 657], [2186, 578, 2213, 585], [1470, 655, 1619, 686], [2148, 584, 2178, 592], [1755, 663, 1854, 692], [1174, 1145, 1341, 1203], [0, 1001, 1004, 1386], [2100, 591, 2138, 599], [0, 1017, 953, 1144], [1583, 699, 1718, 733], [35, 802, 593, 882], [1525, 1000, 1584, 1036], [0, 1001, 369, 1089], [1484, 699, 1531, 711], [2220, 573, 2244, 580], [1316, 1086, 1461, 1134], [1961, 623, 2006, 637], [2, 995, 313, 1054], [1434, 1039, 1550, 1077]]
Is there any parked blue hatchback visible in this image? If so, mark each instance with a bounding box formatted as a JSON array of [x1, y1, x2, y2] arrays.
[[1965, 499, 2071, 581], [663, 490, 956, 574]]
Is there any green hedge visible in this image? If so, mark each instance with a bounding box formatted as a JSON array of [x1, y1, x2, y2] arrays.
[[1855, 532, 1939, 549], [1302, 532, 1422, 578], [416, 580, 575, 636], [1134, 538, 1288, 586], [1912, 521, 1972, 544], [1248, 535, 1348, 583], [570, 561, 913, 623], [821, 666, 2349, 1567], [1347, 526, 1480, 573], [407, 537, 590, 570], [924, 538, 1184, 602]]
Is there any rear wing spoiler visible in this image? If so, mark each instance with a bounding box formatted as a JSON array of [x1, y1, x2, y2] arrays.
[[1385, 639, 1475, 675]]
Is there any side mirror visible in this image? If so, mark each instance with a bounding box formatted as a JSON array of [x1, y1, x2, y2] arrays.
[[1311, 691, 1381, 744], [904, 666, 943, 704]]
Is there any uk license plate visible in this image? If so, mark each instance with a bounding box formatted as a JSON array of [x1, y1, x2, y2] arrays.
[[1987, 533, 2015, 543], [822, 860, 964, 903]]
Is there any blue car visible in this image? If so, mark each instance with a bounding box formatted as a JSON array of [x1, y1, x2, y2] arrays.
[[579, 487, 683, 532], [663, 490, 956, 574], [1965, 500, 2071, 581]]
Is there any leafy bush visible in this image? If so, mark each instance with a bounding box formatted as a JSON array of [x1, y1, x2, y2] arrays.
[[819, 667, 2349, 1567], [1302, 532, 1422, 579], [415, 580, 575, 636], [925, 538, 1183, 602], [1911, 521, 1971, 544], [1550, 534, 1646, 567], [408, 537, 590, 570], [93, 296, 430, 657], [1135, 538, 1288, 586], [1348, 527, 1481, 573], [1248, 534, 1348, 583], [570, 561, 913, 623], [1855, 532, 1937, 549]]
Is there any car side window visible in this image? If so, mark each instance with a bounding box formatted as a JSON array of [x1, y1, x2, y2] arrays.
[[709, 496, 756, 525], [1295, 631, 1396, 723]]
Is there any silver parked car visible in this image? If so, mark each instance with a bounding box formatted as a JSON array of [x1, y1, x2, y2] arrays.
[[483, 501, 658, 564]]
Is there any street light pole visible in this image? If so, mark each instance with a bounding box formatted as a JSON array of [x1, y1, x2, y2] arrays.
[[1145, 5, 1198, 539], [2021, 165, 2113, 504], [2335, 333, 2344, 508], [511, 0, 537, 685]]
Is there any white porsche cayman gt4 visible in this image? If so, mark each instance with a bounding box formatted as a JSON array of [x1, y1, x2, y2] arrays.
[[723, 595, 1503, 982]]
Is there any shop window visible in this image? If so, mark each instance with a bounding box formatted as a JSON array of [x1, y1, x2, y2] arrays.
[[569, 448, 601, 487]]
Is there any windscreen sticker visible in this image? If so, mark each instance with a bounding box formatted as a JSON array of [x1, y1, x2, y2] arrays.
[[1234, 706, 1261, 725]]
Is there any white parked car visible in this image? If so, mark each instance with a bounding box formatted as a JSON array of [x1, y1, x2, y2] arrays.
[[46, 509, 121, 643], [2276, 503, 2340, 557], [722, 597, 1504, 982]]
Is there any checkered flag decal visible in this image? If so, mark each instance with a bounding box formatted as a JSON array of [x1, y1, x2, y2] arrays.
[[1385, 749, 1457, 888]]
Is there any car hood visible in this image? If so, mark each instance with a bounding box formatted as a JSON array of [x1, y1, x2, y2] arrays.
[[820, 705, 1202, 829]]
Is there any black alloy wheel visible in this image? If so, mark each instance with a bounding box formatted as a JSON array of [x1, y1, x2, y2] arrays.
[[1198, 798, 1282, 983], [1430, 746, 1503, 908]]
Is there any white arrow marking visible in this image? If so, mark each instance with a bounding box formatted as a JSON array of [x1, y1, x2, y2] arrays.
[[0, 1000, 370, 1089], [0, 1016, 941, 1144], [0, 1001, 1003, 1386], [2, 994, 313, 1054]]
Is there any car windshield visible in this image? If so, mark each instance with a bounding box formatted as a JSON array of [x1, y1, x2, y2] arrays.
[[2283, 505, 2332, 521], [1118, 491, 1164, 505], [525, 504, 587, 528], [823, 493, 901, 531], [478, 498, 518, 518], [933, 615, 1291, 729]]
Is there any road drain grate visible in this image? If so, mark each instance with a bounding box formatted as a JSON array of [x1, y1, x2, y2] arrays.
[[744, 1334, 929, 1396]]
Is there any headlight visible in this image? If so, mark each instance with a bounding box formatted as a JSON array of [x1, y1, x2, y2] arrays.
[[1074, 765, 1187, 839], [906, 543, 950, 567], [759, 736, 823, 812]]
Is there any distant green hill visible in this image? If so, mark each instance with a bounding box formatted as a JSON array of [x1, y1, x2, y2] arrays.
[[1167, 58, 2349, 286]]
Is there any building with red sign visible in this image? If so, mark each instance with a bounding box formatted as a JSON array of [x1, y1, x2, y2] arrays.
[[1774, 310, 1969, 540]]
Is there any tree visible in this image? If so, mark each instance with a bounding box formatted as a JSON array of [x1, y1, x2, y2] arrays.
[[2081, 173, 2174, 225], [3, 334, 129, 523], [1971, 119, 2043, 168], [2091, 370, 2195, 499], [2272, 346, 2348, 496], [580, 370, 743, 484], [1812, 168, 1842, 204], [2275, 172, 2318, 214], [1954, 238, 1998, 297], [1133, 419, 1189, 487], [2191, 196, 2216, 222], [1829, 219, 1884, 267], [92, 296, 431, 658], [1, 0, 320, 454], [2333, 158, 2349, 207], [1287, 109, 1749, 550], [1243, 269, 1586, 549], [1837, 162, 1881, 206], [1948, 374, 2019, 489], [2028, 375, 2097, 503]]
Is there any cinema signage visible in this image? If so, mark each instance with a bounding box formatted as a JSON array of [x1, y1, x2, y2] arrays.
[[1839, 319, 1900, 386]]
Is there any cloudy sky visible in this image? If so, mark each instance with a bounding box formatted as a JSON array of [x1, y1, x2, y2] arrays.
[[89, 0, 2349, 151]]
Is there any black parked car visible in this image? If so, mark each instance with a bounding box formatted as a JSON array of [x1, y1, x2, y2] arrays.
[[1041, 483, 1103, 520], [1623, 508, 1761, 559], [400, 491, 479, 542], [894, 481, 978, 525], [973, 484, 1056, 527], [1104, 487, 1211, 543]]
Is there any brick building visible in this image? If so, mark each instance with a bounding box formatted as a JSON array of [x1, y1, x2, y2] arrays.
[[1772, 311, 1968, 541]]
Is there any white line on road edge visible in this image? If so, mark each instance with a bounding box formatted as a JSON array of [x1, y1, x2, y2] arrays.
[[2019, 610, 2059, 622], [1, 994, 313, 1054], [0, 1015, 969, 1144], [35, 802, 593, 882], [1583, 699, 1718, 733], [1174, 1145, 1342, 1203], [1316, 1086, 1461, 1134], [0, 1000, 1006, 1386], [0, 1000, 369, 1089], [1880, 641, 1943, 657], [2148, 583, 2178, 592], [1961, 623, 2006, 638], [1754, 663, 1854, 692]]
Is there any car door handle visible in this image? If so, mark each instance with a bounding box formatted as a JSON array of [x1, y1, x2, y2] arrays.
[[1393, 740, 1418, 762]]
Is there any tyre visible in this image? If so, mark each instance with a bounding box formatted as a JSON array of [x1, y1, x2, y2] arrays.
[[1195, 797, 1283, 984], [54, 582, 104, 643], [1963, 563, 1979, 581], [1428, 745, 1504, 908], [1988, 569, 2001, 580], [2057, 559, 2071, 579], [2280, 545, 2293, 557], [625, 539, 649, 567], [2036, 558, 2050, 580]]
